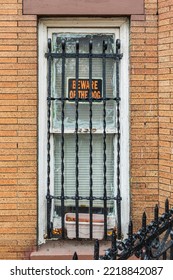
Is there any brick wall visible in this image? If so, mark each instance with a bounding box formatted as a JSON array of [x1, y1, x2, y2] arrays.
[[158, 0, 173, 209], [130, 0, 159, 229], [0, 0, 37, 259], [0, 0, 173, 259]]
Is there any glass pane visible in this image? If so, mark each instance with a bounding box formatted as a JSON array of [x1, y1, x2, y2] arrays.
[[54, 134, 114, 210], [52, 33, 116, 220], [51, 33, 116, 132]]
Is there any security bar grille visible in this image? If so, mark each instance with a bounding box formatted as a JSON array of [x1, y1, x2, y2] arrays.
[[45, 36, 123, 240]]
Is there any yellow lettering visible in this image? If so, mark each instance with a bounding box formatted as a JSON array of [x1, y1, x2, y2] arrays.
[[94, 80, 98, 90], [72, 80, 76, 89], [70, 79, 101, 100], [92, 81, 95, 89], [78, 80, 81, 89], [69, 90, 75, 99], [92, 91, 101, 99], [80, 80, 86, 89], [78, 90, 82, 98], [86, 80, 90, 90], [84, 91, 88, 98], [78, 90, 88, 99], [80, 91, 85, 98]]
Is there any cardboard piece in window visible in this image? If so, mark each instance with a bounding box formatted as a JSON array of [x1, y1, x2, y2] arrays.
[[68, 78, 102, 101]]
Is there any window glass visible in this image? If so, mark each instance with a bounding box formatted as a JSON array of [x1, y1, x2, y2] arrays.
[[54, 134, 114, 210], [52, 33, 116, 218], [52, 33, 116, 132]]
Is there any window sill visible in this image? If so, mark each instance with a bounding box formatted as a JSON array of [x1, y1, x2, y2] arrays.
[[30, 239, 111, 260]]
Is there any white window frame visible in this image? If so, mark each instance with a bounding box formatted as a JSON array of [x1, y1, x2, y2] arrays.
[[38, 17, 130, 245]]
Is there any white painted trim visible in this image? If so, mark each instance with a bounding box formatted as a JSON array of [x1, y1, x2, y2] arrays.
[[38, 21, 48, 244], [42, 17, 128, 28], [38, 17, 130, 244], [119, 20, 130, 238]]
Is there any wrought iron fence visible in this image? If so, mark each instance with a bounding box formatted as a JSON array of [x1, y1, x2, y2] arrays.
[[72, 199, 173, 260], [45, 36, 123, 241]]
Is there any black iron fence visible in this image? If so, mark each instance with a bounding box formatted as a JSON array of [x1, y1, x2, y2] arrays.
[[72, 199, 173, 260]]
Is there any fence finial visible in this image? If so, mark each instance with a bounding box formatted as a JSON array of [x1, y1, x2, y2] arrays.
[[72, 252, 78, 260]]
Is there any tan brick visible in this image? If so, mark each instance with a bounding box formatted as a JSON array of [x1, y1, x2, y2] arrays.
[[130, 0, 161, 229], [0, 0, 173, 260], [0, 10, 17, 15]]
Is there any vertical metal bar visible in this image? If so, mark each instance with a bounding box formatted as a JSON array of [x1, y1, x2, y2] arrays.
[[170, 231, 173, 260], [46, 38, 52, 239], [128, 219, 133, 242], [154, 204, 159, 223], [142, 211, 147, 231], [165, 198, 169, 213], [165, 200, 170, 260], [154, 204, 160, 246], [163, 252, 167, 260], [89, 40, 93, 240], [60, 39, 66, 239], [103, 40, 108, 240], [94, 239, 100, 260], [141, 212, 147, 260], [116, 39, 122, 239], [75, 41, 79, 239], [111, 231, 117, 259], [170, 246, 173, 260]]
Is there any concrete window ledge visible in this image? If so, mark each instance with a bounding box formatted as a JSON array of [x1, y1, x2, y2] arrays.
[[30, 240, 111, 260]]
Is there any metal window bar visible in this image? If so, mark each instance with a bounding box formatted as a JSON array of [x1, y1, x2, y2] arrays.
[[46, 38, 53, 239], [116, 39, 122, 240], [60, 40, 66, 239], [75, 41, 79, 239], [103, 40, 107, 240], [89, 40, 93, 240], [45, 38, 123, 240]]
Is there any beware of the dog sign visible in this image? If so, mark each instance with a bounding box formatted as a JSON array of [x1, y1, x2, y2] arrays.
[[68, 78, 102, 101]]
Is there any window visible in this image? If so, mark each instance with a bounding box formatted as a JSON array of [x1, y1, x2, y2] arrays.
[[38, 18, 129, 244]]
